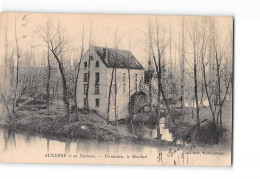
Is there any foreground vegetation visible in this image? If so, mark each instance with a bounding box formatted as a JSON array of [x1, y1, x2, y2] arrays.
[[0, 98, 232, 150], [0, 103, 176, 147]]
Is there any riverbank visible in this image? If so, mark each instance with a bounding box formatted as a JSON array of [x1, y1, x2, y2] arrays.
[[167, 101, 232, 147], [0, 99, 232, 149], [0, 104, 175, 147]]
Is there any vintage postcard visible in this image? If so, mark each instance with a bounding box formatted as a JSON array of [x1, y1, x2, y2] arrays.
[[0, 12, 233, 166]]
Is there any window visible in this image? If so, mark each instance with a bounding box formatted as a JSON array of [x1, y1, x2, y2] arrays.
[[84, 84, 88, 94], [95, 99, 100, 107], [95, 73, 100, 94], [84, 73, 88, 82], [84, 62, 87, 70], [90, 55, 93, 61], [135, 74, 138, 91], [95, 72, 100, 84], [123, 84, 126, 93], [123, 73, 126, 83], [123, 73, 126, 93], [95, 84, 100, 94], [96, 61, 99, 67], [84, 98, 87, 106]]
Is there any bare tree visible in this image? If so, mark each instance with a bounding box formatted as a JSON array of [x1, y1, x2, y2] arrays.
[[147, 51, 154, 113], [107, 29, 121, 126], [13, 16, 21, 113], [148, 19, 161, 139], [168, 22, 176, 112], [4, 15, 9, 107], [148, 18, 177, 139], [46, 19, 51, 114], [213, 37, 232, 129], [0, 15, 12, 120], [74, 22, 86, 121], [113, 29, 120, 127], [200, 19, 218, 124], [44, 22, 70, 117], [127, 33, 134, 129], [180, 17, 186, 120], [85, 24, 92, 112], [200, 17, 232, 130], [107, 63, 115, 124], [0, 18, 11, 118], [187, 19, 201, 129]]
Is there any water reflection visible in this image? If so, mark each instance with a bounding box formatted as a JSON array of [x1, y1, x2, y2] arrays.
[[65, 141, 71, 153], [47, 139, 50, 153], [0, 117, 173, 160], [119, 117, 174, 141], [2, 128, 16, 153], [0, 128, 168, 160], [159, 118, 173, 141]]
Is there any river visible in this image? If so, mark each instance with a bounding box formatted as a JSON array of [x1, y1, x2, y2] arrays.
[[0, 117, 175, 164]]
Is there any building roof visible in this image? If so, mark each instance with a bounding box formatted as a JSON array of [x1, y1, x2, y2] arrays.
[[92, 46, 144, 70]]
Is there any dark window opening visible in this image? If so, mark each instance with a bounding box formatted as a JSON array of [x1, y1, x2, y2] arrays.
[[123, 84, 126, 93], [84, 98, 87, 106], [123, 73, 126, 83], [90, 55, 93, 61], [84, 73, 88, 82], [95, 84, 100, 94], [123, 73, 126, 93], [95, 72, 100, 84], [84, 62, 87, 69], [95, 99, 100, 107], [96, 61, 99, 67], [84, 84, 88, 94]]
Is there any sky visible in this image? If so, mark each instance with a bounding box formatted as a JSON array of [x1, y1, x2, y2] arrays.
[[0, 12, 233, 68]]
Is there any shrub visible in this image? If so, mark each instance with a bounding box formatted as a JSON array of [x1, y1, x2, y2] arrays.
[[195, 121, 224, 145]]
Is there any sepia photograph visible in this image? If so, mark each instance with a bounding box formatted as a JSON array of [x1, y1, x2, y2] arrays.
[[0, 12, 233, 166]]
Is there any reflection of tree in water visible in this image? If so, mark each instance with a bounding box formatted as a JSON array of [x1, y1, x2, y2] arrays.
[[65, 141, 71, 153], [47, 139, 50, 153], [76, 141, 110, 154], [24, 134, 32, 144], [3, 128, 16, 153]]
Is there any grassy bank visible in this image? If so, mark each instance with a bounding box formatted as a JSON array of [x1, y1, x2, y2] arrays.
[[167, 101, 232, 147], [0, 100, 232, 148], [0, 104, 175, 147]]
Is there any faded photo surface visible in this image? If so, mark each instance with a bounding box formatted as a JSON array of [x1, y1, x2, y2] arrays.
[[0, 12, 233, 166]]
